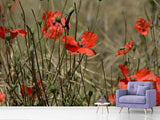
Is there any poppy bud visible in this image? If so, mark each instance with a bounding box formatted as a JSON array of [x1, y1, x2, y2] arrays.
[[158, 64, 160, 68], [124, 61, 128, 65], [55, 16, 61, 23], [120, 47, 125, 50], [50, 87, 57, 94], [37, 20, 42, 26], [150, 24, 153, 29], [68, 7, 74, 14], [5, 33, 11, 42], [8, 3, 12, 9], [88, 91, 93, 97], [132, 46, 136, 52], [31, 28, 35, 34], [130, 77, 135, 81]]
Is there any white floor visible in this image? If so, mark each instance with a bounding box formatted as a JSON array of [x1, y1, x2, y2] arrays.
[[0, 107, 160, 120]]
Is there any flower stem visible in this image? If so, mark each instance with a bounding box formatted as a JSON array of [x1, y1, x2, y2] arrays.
[[143, 36, 150, 69]]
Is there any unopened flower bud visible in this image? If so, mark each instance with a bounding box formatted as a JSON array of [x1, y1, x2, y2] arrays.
[[131, 77, 135, 81], [5, 33, 11, 42], [120, 47, 126, 50], [8, 3, 12, 9], [150, 24, 153, 29], [55, 16, 61, 23], [124, 61, 128, 65], [31, 28, 35, 34], [68, 7, 74, 14], [50, 87, 57, 94], [37, 20, 42, 26], [88, 91, 93, 97], [132, 46, 136, 52]]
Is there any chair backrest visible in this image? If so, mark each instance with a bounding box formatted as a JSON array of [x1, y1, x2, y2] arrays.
[[128, 82, 153, 95]]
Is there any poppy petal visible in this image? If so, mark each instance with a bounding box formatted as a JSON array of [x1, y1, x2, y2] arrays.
[[21, 85, 25, 96], [0, 26, 10, 39], [156, 76, 160, 90], [0, 91, 5, 102], [81, 31, 98, 48], [65, 44, 80, 54], [118, 64, 129, 79], [108, 94, 116, 103], [27, 87, 32, 96], [11, 29, 27, 39], [115, 49, 128, 56], [78, 48, 96, 56], [62, 35, 78, 46], [132, 69, 156, 82], [125, 41, 134, 51], [118, 80, 128, 89]]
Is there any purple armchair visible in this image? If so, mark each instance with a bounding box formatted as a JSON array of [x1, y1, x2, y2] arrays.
[[116, 82, 156, 114]]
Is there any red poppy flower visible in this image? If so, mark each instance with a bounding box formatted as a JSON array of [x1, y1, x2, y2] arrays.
[[115, 41, 134, 56], [41, 11, 70, 39], [0, 26, 27, 40], [134, 18, 151, 35], [21, 85, 32, 97], [156, 92, 160, 106], [108, 94, 116, 103], [130, 69, 156, 82], [118, 64, 156, 89], [62, 31, 98, 56], [155, 76, 160, 105], [10, 0, 19, 14], [118, 65, 131, 89], [0, 91, 5, 102]]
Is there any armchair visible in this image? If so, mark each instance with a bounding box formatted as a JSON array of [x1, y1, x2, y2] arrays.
[[116, 82, 156, 114]]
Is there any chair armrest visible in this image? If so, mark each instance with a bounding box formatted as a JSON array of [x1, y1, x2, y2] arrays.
[[116, 89, 128, 106], [146, 89, 156, 107], [116, 89, 128, 98]]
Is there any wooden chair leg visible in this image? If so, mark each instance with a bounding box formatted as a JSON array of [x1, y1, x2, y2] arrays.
[[106, 106, 109, 113], [119, 107, 123, 113], [151, 107, 153, 112], [96, 105, 99, 113], [144, 109, 147, 114]]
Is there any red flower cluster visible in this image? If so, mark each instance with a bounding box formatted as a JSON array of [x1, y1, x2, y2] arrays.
[[118, 64, 160, 105], [62, 31, 98, 56], [0, 91, 5, 102], [108, 94, 116, 104], [21, 80, 42, 98], [0, 26, 27, 40], [41, 11, 70, 39], [115, 41, 134, 56], [134, 18, 151, 36]]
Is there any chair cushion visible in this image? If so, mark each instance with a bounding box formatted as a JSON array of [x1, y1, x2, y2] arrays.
[[136, 86, 150, 96], [128, 82, 152, 95], [119, 95, 146, 104]]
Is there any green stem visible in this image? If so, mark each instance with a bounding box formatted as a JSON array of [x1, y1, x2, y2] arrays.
[[92, 1, 101, 32], [143, 36, 150, 69]]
